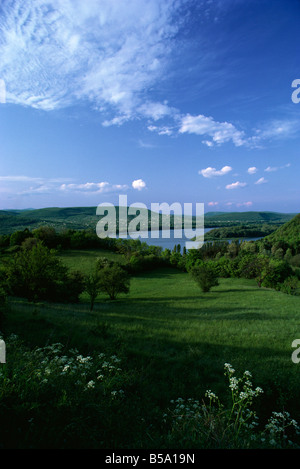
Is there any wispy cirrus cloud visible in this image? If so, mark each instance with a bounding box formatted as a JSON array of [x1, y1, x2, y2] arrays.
[[0, 175, 141, 196], [252, 120, 299, 142], [1, 0, 298, 152], [255, 177, 267, 185], [264, 163, 291, 172], [0, 175, 74, 196], [0, 0, 181, 118]]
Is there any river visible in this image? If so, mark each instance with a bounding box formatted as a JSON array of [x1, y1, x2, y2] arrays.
[[115, 228, 262, 251]]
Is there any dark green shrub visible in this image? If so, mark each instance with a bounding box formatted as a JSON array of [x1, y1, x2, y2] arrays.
[[280, 276, 300, 296], [190, 262, 219, 293]]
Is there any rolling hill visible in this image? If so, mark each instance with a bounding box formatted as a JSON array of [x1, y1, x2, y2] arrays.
[[0, 207, 297, 235], [262, 213, 300, 245]]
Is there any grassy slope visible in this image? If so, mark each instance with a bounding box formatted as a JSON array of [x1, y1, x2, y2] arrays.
[[59, 248, 126, 274], [5, 253, 300, 421]]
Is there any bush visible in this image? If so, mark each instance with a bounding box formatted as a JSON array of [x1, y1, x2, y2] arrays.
[[280, 276, 300, 296], [61, 270, 86, 303], [9, 229, 33, 247], [190, 262, 219, 293], [260, 259, 293, 290], [214, 256, 232, 278], [290, 254, 300, 268]]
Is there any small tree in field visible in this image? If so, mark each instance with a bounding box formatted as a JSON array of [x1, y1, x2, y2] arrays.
[[85, 271, 101, 311], [190, 263, 219, 293], [97, 264, 130, 300]]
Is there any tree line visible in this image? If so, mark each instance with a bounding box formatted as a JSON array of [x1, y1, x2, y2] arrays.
[[0, 225, 299, 312]]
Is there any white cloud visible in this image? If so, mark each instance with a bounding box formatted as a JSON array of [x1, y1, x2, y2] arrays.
[[208, 201, 219, 206], [202, 140, 214, 147], [138, 101, 176, 121], [199, 166, 232, 178], [225, 181, 247, 190], [247, 167, 257, 175], [255, 177, 267, 185], [264, 166, 277, 172], [264, 163, 291, 172], [0, 175, 74, 196], [132, 179, 146, 191], [236, 201, 253, 207], [179, 114, 246, 147], [2, 0, 297, 150], [0, 79, 6, 103], [253, 120, 299, 141], [0, 175, 43, 183], [60, 182, 128, 193], [0, 0, 180, 118], [147, 124, 174, 136]]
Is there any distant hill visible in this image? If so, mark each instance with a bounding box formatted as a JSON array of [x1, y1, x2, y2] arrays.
[[262, 213, 300, 245], [204, 211, 297, 225], [0, 207, 297, 235]]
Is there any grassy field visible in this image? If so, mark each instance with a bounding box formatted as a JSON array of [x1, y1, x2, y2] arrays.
[[58, 248, 126, 274], [4, 248, 300, 435]]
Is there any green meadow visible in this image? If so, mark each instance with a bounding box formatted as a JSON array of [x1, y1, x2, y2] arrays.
[[4, 248, 300, 446]]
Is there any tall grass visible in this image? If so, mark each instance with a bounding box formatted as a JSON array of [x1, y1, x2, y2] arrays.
[[2, 253, 300, 448]]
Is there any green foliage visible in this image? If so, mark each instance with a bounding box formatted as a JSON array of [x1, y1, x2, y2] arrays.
[[280, 276, 300, 296], [4, 241, 66, 301], [2, 271, 300, 449], [262, 214, 300, 254], [3, 241, 84, 303], [0, 336, 131, 449], [290, 254, 300, 267], [165, 364, 300, 449], [213, 256, 232, 278], [63, 270, 86, 303], [21, 237, 38, 251], [97, 264, 130, 300], [236, 252, 267, 280], [259, 259, 293, 290], [84, 270, 101, 311], [9, 228, 32, 246], [190, 262, 219, 293], [32, 226, 58, 248], [205, 224, 277, 241]]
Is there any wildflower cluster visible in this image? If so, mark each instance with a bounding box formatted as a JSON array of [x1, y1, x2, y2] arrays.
[[260, 411, 300, 448], [0, 335, 126, 407], [224, 363, 263, 437], [165, 363, 300, 449], [165, 397, 203, 422]]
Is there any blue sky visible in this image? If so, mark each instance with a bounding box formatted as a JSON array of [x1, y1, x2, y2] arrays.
[[0, 0, 299, 213]]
